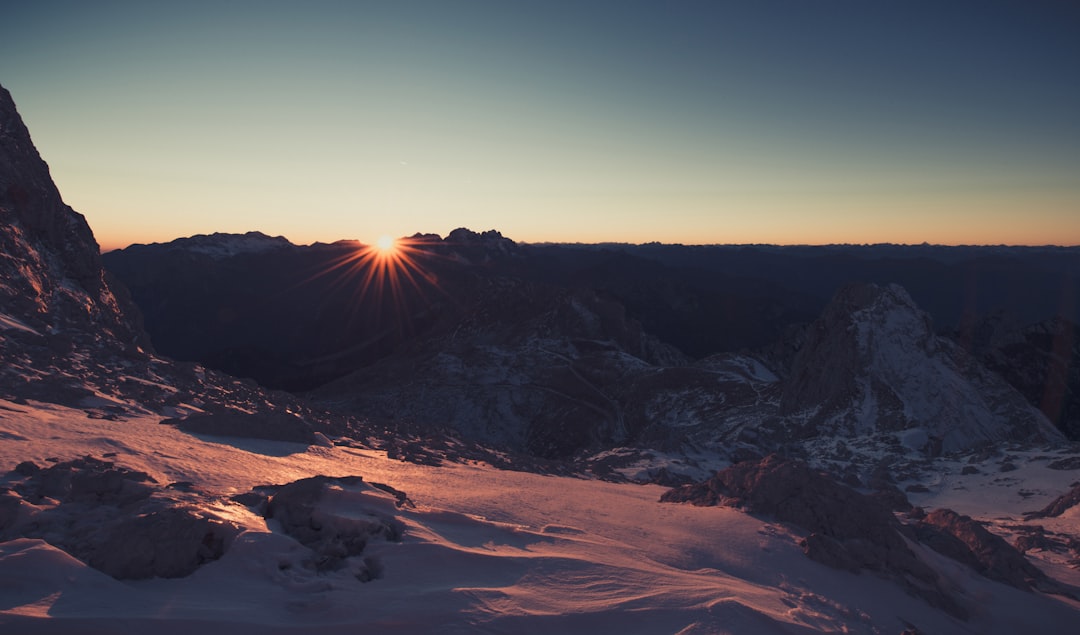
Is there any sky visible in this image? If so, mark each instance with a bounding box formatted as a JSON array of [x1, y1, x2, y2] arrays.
[[2, 0, 1078, 250]]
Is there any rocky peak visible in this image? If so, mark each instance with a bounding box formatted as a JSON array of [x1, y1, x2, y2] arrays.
[[780, 283, 929, 420], [445, 227, 511, 244], [0, 83, 147, 349], [780, 283, 1060, 452], [443, 227, 518, 261]]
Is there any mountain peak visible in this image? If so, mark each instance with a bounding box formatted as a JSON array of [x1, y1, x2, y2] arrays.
[[445, 227, 513, 244], [781, 282, 1059, 452], [166, 231, 294, 258], [0, 83, 147, 348]]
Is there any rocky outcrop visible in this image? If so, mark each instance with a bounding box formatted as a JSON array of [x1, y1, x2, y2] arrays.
[[1026, 482, 1080, 519], [914, 508, 1071, 596], [250, 476, 404, 578], [3, 462, 408, 582], [2, 457, 239, 579], [779, 283, 1060, 453], [85, 507, 235, 579]]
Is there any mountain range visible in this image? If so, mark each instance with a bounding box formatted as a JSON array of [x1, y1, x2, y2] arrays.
[[103, 227, 1080, 449], [4, 81, 1080, 633]]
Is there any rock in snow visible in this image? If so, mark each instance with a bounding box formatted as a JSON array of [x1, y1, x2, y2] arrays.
[[261, 476, 403, 577], [660, 455, 966, 617], [914, 508, 1069, 595], [662, 454, 1079, 616], [1, 457, 238, 579], [1027, 482, 1080, 519]]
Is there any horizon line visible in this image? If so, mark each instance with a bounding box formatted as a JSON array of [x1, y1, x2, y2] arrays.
[[98, 229, 1080, 253]]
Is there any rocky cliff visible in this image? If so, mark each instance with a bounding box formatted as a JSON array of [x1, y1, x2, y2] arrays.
[[0, 85, 148, 350]]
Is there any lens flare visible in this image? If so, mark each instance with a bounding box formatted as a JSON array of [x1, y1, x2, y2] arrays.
[[300, 235, 442, 336]]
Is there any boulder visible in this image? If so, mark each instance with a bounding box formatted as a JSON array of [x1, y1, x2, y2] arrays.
[[264, 476, 403, 574]]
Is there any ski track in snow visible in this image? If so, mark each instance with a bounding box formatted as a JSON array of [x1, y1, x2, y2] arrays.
[[1, 400, 1080, 634]]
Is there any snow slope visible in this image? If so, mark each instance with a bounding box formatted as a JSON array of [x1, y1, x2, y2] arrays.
[[2, 399, 1079, 634]]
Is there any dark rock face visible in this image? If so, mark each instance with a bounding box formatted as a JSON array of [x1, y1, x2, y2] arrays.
[[0, 84, 148, 349], [962, 314, 1080, 440], [914, 508, 1069, 595], [1026, 483, 1080, 519], [86, 507, 233, 580], [1, 457, 239, 579]]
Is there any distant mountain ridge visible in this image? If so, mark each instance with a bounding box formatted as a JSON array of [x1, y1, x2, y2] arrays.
[[105, 230, 1080, 442]]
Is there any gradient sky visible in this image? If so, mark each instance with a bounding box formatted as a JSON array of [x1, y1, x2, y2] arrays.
[[2, 1, 1078, 249]]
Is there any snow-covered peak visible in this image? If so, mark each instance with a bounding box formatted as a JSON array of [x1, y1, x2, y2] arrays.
[[781, 283, 1060, 452], [157, 231, 294, 259]]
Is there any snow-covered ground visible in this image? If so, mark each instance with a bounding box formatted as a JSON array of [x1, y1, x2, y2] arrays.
[[2, 399, 1079, 634]]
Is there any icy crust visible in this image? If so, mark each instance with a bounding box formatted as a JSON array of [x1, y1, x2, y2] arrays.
[[2, 401, 1080, 634]]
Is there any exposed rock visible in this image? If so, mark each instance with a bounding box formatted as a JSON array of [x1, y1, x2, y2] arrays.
[[660, 455, 963, 617], [1013, 525, 1080, 559], [264, 476, 403, 575], [914, 508, 1068, 595], [1, 457, 239, 580], [1048, 456, 1080, 471], [1026, 483, 1080, 519], [85, 506, 235, 579], [17, 456, 156, 505], [0, 83, 149, 350]]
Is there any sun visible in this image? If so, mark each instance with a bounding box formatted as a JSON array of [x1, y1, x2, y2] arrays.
[[376, 235, 396, 253], [299, 235, 441, 329]]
